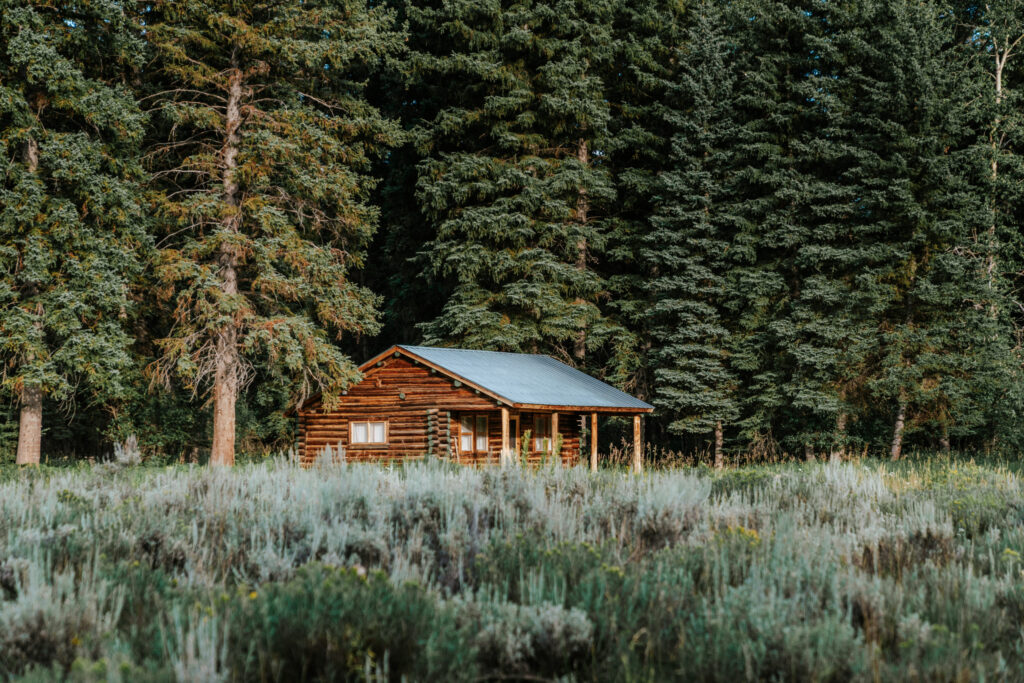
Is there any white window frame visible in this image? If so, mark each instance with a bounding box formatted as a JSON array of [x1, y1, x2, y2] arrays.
[[459, 414, 489, 454], [349, 420, 388, 445]]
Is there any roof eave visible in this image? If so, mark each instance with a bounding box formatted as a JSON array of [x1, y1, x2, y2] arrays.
[[510, 402, 654, 414]]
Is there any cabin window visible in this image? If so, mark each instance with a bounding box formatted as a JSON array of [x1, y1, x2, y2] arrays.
[[350, 420, 387, 445], [460, 415, 489, 453], [533, 415, 552, 452]]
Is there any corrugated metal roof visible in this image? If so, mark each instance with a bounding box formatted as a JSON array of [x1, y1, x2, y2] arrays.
[[398, 345, 653, 410]]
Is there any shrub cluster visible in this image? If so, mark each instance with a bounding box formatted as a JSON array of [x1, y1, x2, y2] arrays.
[[0, 457, 1022, 680]]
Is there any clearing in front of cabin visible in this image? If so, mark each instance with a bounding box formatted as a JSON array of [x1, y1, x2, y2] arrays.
[[0, 455, 1022, 680]]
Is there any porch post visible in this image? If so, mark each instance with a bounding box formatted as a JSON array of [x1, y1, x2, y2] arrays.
[[501, 407, 510, 466], [551, 412, 559, 462], [590, 412, 598, 472], [633, 415, 643, 474]]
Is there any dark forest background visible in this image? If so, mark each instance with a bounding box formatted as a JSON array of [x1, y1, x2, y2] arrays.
[[2, 0, 1023, 463]]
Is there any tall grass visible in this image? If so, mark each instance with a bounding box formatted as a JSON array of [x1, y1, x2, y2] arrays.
[[0, 456, 1022, 680]]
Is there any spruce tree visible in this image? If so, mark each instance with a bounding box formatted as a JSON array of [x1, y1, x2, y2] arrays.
[[976, 0, 1024, 299], [144, 0, 403, 464], [818, 0, 1002, 458], [412, 0, 618, 360], [600, 0, 685, 407], [769, 0, 880, 460], [709, 0, 824, 456], [0, 0, 147, 464], [645, 3, 740, 466], [967, 1, 1024, 451]]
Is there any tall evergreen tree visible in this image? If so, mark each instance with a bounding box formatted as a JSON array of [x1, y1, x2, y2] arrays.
[[144, 0, 403, 464], [769, 0, 883, 461], [0, 0, 148, 464], [600, 0, 685, 407], [411, 0, 619, 361], [964, 1, 1024, 451], [816, 0, 1003, 458], [645, 3, 740, 466], [709, 0, 823, 456]]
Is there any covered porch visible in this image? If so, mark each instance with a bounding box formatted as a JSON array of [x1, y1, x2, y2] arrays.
[[452, 407, 646, 472]]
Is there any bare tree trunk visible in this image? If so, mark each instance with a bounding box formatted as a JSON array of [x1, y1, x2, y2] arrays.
[[804, 443, 815, 462], [830, 411, 847, 464], [210, 63, 243, 467], [574, 138, 588, 361], [889, 398, 907, 461], [16, 137, 42, 466], [713, 420, 724, 469], [16, 384, 42, 465], [210, 326, 239, 466]]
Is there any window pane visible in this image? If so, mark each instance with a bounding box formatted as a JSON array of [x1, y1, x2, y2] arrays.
[[533, 415, 551, 450], [535, 415, 549, 437], [351, 422, 368, 444], [476, 416, 488, 452], [371, 422, 386, 443], [460, 416, 473, 452]]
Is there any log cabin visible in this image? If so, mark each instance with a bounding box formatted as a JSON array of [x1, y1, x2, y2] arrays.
[[296, 345, 654, 470]]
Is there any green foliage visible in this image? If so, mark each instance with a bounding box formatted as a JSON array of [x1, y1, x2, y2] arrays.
[[0, 0, 148, 407], [644, 2, 741, 441], [225, 564, 469, 680], [3, 457, 1023, 679], [143, 0, 404, 409], [2, 0, 1024, 462], [407, 0, 620, 358]]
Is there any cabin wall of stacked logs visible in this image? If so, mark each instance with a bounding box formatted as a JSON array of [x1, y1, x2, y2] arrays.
[[298, 355, 581, 465]]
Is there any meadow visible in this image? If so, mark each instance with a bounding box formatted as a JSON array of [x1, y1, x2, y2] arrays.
[[1, 454, 1023, 681]]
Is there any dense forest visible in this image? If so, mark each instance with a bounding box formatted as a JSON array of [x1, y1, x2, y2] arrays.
[[1, 0, 1023, 464]]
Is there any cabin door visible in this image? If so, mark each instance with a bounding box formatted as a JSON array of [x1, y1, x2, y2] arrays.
[[509, 416, 520, 453]]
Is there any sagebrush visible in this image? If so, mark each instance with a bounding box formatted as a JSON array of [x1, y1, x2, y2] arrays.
[[1, 456, 1023, 680]]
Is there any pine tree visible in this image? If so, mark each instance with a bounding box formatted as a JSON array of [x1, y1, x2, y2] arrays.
[[965, 1, 1024, 451], [600, 0, 685, 409], [814, 0, 1003, 458], [144, 0, 403, 464], [769, 0, 883, 461], [411, 0, 618, 360], [707, 0, 824, 456], [0, 0, 148, 464], [645, 3, 740, 466]]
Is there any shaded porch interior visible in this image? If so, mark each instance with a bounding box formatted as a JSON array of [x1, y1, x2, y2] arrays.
[[450, 408, 643, 471]]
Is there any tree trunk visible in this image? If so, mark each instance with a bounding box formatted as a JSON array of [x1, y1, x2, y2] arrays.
[[713, 420, 724, 469], [830, 411, 847, 464], [804, 443, 815, 462], [16, 137, 42, 466], [210, 326, 239, 466], [209, 62, 243, 467], [889, 399, 907, 461], [939, 422, 951, 456], [574, 138, 588, 361], [16, 384, 42, 465]]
